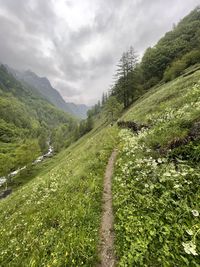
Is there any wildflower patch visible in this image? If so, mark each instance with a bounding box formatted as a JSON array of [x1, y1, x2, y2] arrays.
[[113, 74, 200, 266], [113, 129, 200, 266]]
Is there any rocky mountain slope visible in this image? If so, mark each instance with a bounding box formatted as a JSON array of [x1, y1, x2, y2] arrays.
[[8, 67, 89, 119]]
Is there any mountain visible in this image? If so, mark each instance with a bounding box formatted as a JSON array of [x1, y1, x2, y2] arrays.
[[0, 64, 78, 177], [0, 66, 199, 266], [141, 7, 200, 88], [9, 68, 89, 119], [0, 7, 200, 267]]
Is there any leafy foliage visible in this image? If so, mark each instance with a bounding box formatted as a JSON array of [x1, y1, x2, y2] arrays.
[[163, 50, 200, 82], [114, 130, 199, 266], [103, 96, 123, 122], [113, 71, 200, 266], [141, 8, 200, 88]]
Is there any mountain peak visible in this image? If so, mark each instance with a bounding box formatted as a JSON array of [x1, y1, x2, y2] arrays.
[[13, 68, 89, 119], [24, 71, 50, 86]]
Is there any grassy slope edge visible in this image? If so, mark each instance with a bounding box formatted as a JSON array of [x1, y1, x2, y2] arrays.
[[113, 71, 200, 266], [0, 125, 119, 267]]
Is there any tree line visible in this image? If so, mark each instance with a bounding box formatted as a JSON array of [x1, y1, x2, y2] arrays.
[[88, 7, 200, 122]]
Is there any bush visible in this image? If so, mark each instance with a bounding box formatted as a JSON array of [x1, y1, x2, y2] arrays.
[[183, 49, 200, 66], [163, 60, 187, 82], [163, 49, 200, 82]]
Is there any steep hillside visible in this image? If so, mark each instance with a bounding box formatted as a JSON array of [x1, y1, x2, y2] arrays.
[[113, 70, 200, 266], [109, 7, 200, 112], [0, 65, 77, 178], [0, 69, 199, 266], [0, 123, 119, 266], [11, 68, 89, 119], [141, 7, 200, 88]]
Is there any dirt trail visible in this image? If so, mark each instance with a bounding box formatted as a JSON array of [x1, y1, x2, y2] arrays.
[[97, 150, 117, 267]]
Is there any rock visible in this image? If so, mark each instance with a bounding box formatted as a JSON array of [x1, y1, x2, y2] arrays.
[[189, 121, 200, 140], [117, 120, 149, 133], [0, 189, 12, 199]]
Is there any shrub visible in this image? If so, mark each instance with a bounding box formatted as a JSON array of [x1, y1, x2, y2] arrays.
[[163, 59, 187, 82], [163, 49, 200, 82]]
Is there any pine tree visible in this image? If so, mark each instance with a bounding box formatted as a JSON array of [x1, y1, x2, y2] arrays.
[[103, 96, 123, 122], [101, 92, 105, 106], [113, 47, 138, 108]]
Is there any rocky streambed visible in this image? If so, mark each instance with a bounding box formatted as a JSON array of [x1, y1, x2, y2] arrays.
[[0, 145, 53, 199]]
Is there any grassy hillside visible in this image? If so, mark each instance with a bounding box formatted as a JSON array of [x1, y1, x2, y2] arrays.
[[113, 70, 200, 266], [0, 124, 119, 266], [0, 65, 77, 178], [0, 69, 199, 267]]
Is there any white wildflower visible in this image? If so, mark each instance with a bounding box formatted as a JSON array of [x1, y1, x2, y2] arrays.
[[181, 172, 187, 176], [182, 241, 198, 256], [152, 161, 158, 168], [191, 210, 199, 217], [186, 229, 193, 236], [163, 172, 171, 177]]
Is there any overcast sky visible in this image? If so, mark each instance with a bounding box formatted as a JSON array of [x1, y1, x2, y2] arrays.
[[0, 0, 199, 105]]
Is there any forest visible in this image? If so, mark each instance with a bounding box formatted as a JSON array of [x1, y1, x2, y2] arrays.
[[89, 7, 200, 119]]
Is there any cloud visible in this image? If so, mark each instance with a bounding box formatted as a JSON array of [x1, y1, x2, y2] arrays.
[[0, 0, 199, 104]]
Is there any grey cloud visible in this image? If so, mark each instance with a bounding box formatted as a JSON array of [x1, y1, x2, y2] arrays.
[[0, 0, 56, 37], [0, 0, 199, 105], [54, 80, 80, 97], [0, 0, 60, 78]]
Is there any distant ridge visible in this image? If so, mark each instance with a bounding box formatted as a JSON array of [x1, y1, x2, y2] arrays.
[[6, 66, 89, 119]]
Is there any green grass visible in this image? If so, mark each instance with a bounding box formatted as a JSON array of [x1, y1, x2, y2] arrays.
[[113, 71, 200, 266], [122, 70, 200, 148], [0, 125, 119, 267], [0, 155, 62, 193], [0, 70, 200, 267], [0, 141, 18, 154]]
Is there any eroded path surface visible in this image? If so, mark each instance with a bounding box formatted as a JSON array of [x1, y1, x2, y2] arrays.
[[98, 150, 117, 267]]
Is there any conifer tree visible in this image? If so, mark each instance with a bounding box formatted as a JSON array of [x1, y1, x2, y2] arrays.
[[113, 46, 138, 107]]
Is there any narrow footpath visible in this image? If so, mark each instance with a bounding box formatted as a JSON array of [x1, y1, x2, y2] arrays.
[[98, 150, 117, 267]]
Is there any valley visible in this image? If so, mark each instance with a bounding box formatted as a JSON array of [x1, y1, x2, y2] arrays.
[[0, 4, 200, 267], [0, 67, 199, 266]]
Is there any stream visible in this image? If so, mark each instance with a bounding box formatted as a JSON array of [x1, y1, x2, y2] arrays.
[[0, 145, 53, 197]]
